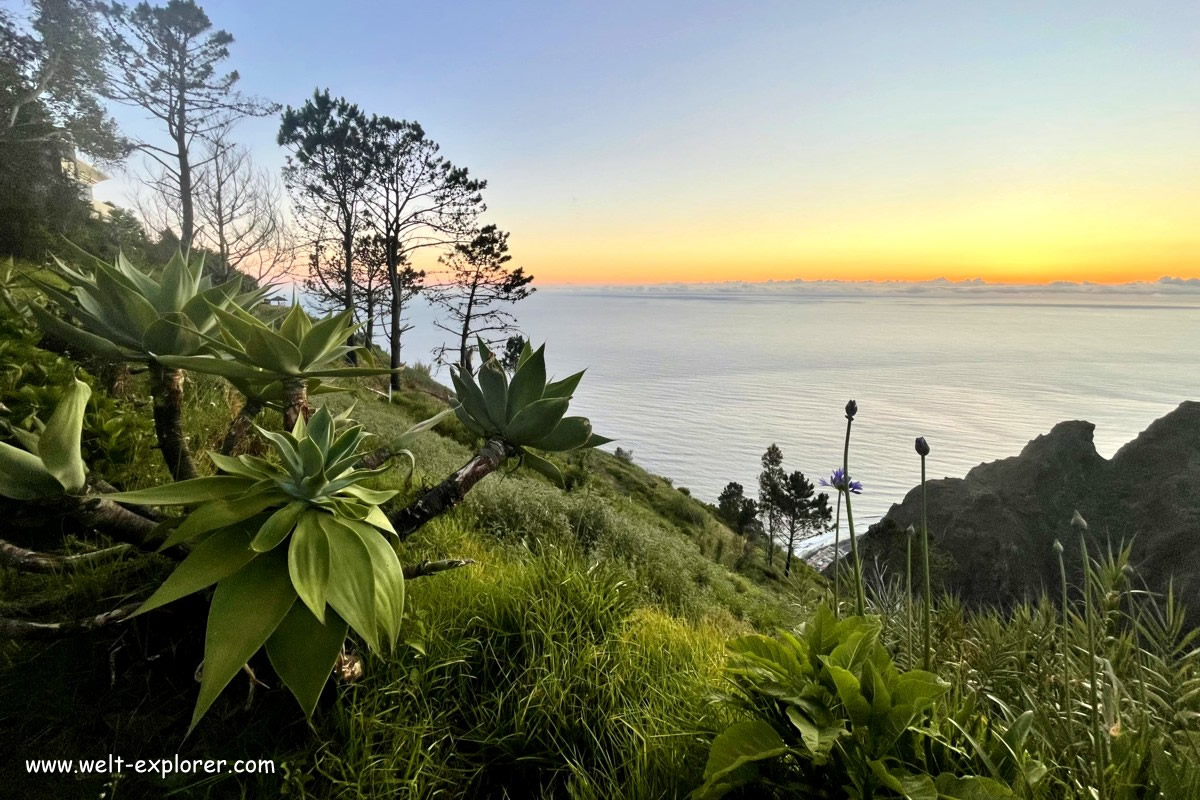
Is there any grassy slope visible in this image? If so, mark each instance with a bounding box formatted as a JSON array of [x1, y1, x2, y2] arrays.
[[0, 354, 821, 799]]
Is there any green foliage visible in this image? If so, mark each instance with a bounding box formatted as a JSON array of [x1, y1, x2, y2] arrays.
[[697, 605, 1045, 799], [451, 338, 610, 485], [0, 376, 90, 497], [29, 249, 271, 362], [102, 405, 447, 730]]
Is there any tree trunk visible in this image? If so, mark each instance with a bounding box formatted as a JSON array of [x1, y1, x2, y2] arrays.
[[149, 362, 197, 482], [389, 272, 402, 391], [785, 521, 796, 577], [221, 397, 263, 455], [388, 438, 516, 539], [175, 89, 193, 250], [282, 379, 309, 432], [343, 226, 357, 364], [55, 493, 162, 550]]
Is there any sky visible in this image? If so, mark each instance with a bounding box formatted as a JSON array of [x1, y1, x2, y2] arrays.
[[94, 0, 1200, 286]]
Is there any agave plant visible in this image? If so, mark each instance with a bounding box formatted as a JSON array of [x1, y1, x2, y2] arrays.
[[0, 377, 90, 499], [105, 405, 423, 731], [28, 250, 271, 481], [157, 303, 396, 428], [450, 339, 610, 485]]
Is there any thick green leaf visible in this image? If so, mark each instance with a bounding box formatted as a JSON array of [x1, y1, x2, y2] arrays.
[[529, 416, 591, 452], [156, 250, 192, 313], [933, 775, 1017, 799], [105, 475, 257, 506], [161, 490, 288, 548], [299, 310, 356, 369], [93, 264, 158, 336], [505, 344, 546, 420], [28, 303, 133, 362], [155, 354, 268, 381], [278, 303, 312, 343], [319, 515, 378, 652], [243, 325, 303, 375], [520, 449, 564, 487], [826, 665, 872, 726], [0, 441, 58, 499], [542, 370, 584, 400], [450, 369, 496, 434], [869, 762, 938, 800], [191, 547, 296, 733], [266, 604, 347, 718], [583, 433, 614, 449], [477, 359, 509, 430], [251, 500, 307, 552], [503, 397, 570, 444], [135, 526, 256, 616], [344, 519, 405, 649], [703, 719, 789, 781], [289, 511, 331, 622], [39, 377, 90, 492], [141, 312, 202, 356]]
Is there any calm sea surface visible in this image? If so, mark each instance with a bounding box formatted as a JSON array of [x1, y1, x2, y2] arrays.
[[392, 288, 1200, 554]]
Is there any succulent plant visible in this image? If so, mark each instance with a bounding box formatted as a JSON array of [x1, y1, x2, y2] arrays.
[[29, 251, 270, 362], [0, 377, 90, 498], [156, 303, 393, 382], [105, 404, 443, 730], [449, 338, 610, 485]]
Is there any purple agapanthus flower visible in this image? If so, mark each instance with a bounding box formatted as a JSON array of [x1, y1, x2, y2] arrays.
[[819, 468, 863, 494]]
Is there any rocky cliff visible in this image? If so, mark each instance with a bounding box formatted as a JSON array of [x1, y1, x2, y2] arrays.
[[860, 401, 1200, 610]]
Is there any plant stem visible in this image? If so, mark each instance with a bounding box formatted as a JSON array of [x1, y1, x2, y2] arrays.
[[1057, 544, 1072, 724], [388, 438, 518, 539], [220, 396, 263, 455], [832, 493, 842, 615], [906, 532, 914, 670], [921, 455, 932, 672], [1081, 531, 1107, 800], [843, 417, 865, 616], [148, 362, 196, 481], [281, 378, 310, 432]]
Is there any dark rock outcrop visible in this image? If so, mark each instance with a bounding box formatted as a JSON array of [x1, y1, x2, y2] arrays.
[[861, 401, 1200, 610]]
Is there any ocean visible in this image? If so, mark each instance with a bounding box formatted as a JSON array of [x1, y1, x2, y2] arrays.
[[388, 284, 1200, 555]]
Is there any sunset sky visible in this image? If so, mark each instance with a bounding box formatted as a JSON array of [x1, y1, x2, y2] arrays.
[[97, 0, 1200, 285]]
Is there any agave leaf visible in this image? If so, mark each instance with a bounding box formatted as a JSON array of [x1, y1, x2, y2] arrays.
[[306, 408, 334, 456], [476, 335, 493, 364], [251, 500, 308, 552], [388, 409, 452, 452], [450, 369, 496, 435], [191, 547, 296, 734], [517, 339, 533, 368], [92, 263, 158, 337], [154, 354, 269, 381], [0, 440, 59, 499], [278, 303, 312, 343], [181, 275, 242, 331], [38, 378, 91, 492], [361, 504, 396, 535], [339, 485, 399, 506], [543, 370, 585, 400], [265, 604, 347, 718], [503, 397, 570, 444], [156, 250, 192, 312], [505, 344, 546, 420], [300, 309, 356, 369], [477, 359, 509, 430], [160, 490, 288, 548], [342, 518, 404, 650], [104, 475, 258, 506], [529, 416, 591, 453], [289, 511, 331, 622], [209, 304, 261, 348], [8, 426, 40, 455], [520, 449, 564, 488], [134, 526, 256, 616], [583, 433, 615, 448], [28, 304, 135, 362], [142, 312, 202, 357], [303, 367, 401, 378], [319, 514, 379, 652], [453, 402, 486, 437], [206, 452, 273, 480]]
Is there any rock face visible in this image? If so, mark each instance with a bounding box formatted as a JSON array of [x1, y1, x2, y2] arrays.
[[860, 401, 1200, 611]]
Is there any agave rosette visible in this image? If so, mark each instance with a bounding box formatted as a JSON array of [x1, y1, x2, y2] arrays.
[[0, 378, 90, 499], [450, 338, 611, 485], [29, 250, 271, 362], [105, 405, 412, 730], [156, 303, 396, 382]]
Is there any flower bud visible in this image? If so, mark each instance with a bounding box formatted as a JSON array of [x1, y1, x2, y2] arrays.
[[845, 399, 858, 420], [905, 524, 915, 537], [1053, 540, 1063, 554], [1071, 510, 1088, 531], [915, 437, 930, 457]]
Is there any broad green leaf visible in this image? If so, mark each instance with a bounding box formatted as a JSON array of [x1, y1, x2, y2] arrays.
[[933, 775, 1017, 799], [251, 500, 307, 552], [207, 452, 275, 480], [450, 369, 496, 434], [0, 441, 58, 499], [583, 433, 614, 449], [477, 359, 509, 429], [505, 344, 546, 419], [155, 354, 268, 381], [105, 475, 257, 506], [892, 670, 948, 708], [503, 397, 569, 444], [141, 312, 202, 356], [289, 511, 331, 622], [278, 303, 312, 343], [306, 408, 334, 455], [299, 310, 356, 368], [343, 519, 405, 649], [93, 263, 158, 335], [520, 449, 563, 487], [703, 719, 789, 781], [387, 409, 452, 451], [266, 604, 347, 718], [181, 275, 243, 331], [339, 485, 399, 506], [156, 251, 191, 312], [244, 325, 303, 375], [826, 665, 872, 726], [361, 504, 397, 535], [869, 762, 938, 800], [303, 367, 401, 378], [161, 490, 287, 548], [319, 514, 378, 652], [39, 378, 90, 492], [191, 547, 296, 733], [529, 416, 591, 452], [543, 370, 584, 400], [28, 303, 133, 362], [134, 527, 256, 616]]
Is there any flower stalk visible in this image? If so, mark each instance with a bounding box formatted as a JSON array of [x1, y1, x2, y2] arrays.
[[916, 436, 932, 671], [1075, 510, 1107, 800]]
